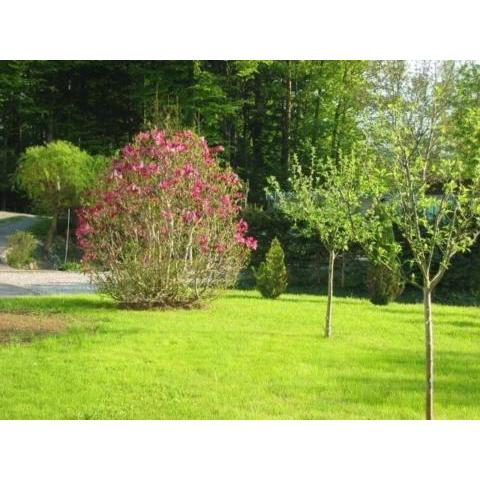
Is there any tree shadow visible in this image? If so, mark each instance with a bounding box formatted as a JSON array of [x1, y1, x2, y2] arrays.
[[234, 284, 480, 308], [0, 295, 116, 314], [334, 349, 480, 414]]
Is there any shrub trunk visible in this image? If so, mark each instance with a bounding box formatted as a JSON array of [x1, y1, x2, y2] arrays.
[[45, 214, 57, 253]]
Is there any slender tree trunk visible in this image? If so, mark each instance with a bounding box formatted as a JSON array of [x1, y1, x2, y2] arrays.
[[281, 60, 292, 174], [45, 214, 58, 253], [331, 101, 341, 160], [325, 250, 336, 338], [252, 74, 264, 173], [64, 208, 71, 263], [423, 285, 434, 420], [330, 63, 348, 160]]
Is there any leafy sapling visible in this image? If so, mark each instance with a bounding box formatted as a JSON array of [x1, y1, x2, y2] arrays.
[[268, 150, 364, 337]]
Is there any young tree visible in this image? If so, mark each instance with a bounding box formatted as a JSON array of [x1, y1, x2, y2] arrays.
[[363, 61, 480, 419], [16, 140, 104, 251], [268, 151, 364, 337]]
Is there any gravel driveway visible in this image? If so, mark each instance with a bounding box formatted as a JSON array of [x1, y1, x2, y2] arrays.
[[0, 212, 94, 296]]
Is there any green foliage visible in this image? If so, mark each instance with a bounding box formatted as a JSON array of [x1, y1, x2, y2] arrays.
[[267, 150, 366, 255], [6, 231, 39, 268], [28, 216, 52, 240], [16, 141, 103, 215], [254, 237, 287, 299], [0, 60, 372, 209], [362, 61, 480, 291], [59, 261, 82, 272], [366, 262, 404, 305]]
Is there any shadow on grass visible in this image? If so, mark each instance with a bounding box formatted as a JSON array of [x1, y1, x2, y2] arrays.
[[377, 307, 480, 324], [236, 283, 480, 308], [334, 348, 480, 413], [0, 295, 116, 314], [441, 320, 480, 329]]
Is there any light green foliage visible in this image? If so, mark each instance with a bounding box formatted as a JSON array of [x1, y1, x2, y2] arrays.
[[363, 61, 480, 290], [450, 62, 480, 177], [268, 149, 367, 336], [16, 141, 107, 250], [16, 141, 103, 216], [0, 291, 479, 419], [6, 231, 39, 268], [267, 151, 364, 255], [254, 237, 287, 299], [59, 261, 82, 272]]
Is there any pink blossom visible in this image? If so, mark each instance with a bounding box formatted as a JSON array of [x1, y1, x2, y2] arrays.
[[136, 131, 151, 143], [210, 145, 225, 154], [221, 195, 232, 207], [183, 164, 197, 177], [235, 233, 246, 245], [199, 234, 209, 253], [166, 142, 188, 153], [122, 144, 136, 157], [145, 163, 161, 175], [154, 130, 166, 146], [131, 161, 145, 172], [158, 180, 170, 190], [191, 180, 206, 199], [76, 222, 94, 238], [162, 210, 174, 220], [183, 210, 200, 223], [236, 219, 249, 234], [103, 191, 117, 203], [245, 237, 258, 250]]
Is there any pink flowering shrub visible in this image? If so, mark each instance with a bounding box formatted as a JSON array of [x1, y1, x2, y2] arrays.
[[77, 129, 256, 308]]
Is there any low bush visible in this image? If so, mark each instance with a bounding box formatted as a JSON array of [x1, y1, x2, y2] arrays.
[[59, 261, 82, 272], [6, 231, 39, 268], [366, 262, 404, 305], [254, 237, 287, 299]]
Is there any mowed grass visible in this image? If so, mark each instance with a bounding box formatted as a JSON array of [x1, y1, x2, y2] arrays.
[[0, 290, 479, 419]]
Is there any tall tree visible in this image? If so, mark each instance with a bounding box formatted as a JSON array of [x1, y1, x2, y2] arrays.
[[363, 61, 480, 419]]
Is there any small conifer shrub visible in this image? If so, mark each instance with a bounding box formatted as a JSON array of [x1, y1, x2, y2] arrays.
[[254, 237, 287, 299], [366, 262, 404, 305]]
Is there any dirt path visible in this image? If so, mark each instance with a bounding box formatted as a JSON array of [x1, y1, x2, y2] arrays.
[[0, 212, 94, 296]]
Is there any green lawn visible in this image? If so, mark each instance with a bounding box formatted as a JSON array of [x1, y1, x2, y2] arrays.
[[0, 290, 479, 419]]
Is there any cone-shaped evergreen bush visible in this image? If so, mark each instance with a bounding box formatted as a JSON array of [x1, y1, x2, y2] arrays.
[[254, 237, 287, 299], [366, 262, 404, 305]]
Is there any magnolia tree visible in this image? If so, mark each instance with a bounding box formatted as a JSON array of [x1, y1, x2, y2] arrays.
[[268, 151, 364, 337], [360, 61, 480, 419], [77, 129, 257, 308]]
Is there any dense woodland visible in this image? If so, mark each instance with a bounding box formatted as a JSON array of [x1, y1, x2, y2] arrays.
[[0, 60, 372, 209], [2, 61, 478, 208]]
